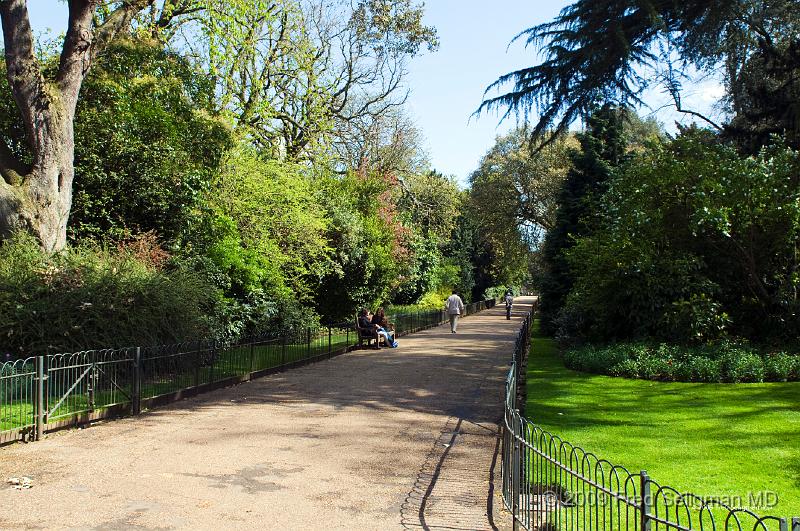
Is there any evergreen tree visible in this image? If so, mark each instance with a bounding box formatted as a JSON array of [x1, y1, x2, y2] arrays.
[[724, 39, 800, 153], [539, 104, 626, 334], [478, 0, 800, 152]]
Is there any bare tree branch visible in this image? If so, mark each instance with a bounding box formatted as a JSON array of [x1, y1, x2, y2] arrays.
[[661, 66, 723, 131]]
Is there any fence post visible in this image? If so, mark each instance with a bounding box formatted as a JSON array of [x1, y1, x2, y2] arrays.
[[640, 471, 652, 531], [511, 413, 520, 531], [328, 326, 332, 354], [209, 341, 215, 383], [194, 345, 201, 388], [35, 355, 45, 441], [249, 336, 255, 375], [281, 335, 287, 366], [88, 362, 96, 412], [132, 347, 141, 415]]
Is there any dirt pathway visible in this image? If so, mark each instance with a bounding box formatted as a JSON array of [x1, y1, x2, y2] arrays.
[[0, 298, 534, 530]]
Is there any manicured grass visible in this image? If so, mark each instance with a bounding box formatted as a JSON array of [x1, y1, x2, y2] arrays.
[[526, 320, 800, 516]]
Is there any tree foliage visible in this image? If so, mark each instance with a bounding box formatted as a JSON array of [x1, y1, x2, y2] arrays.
[[159, 0, 438, 160], [207, 145, 330, 299], [479, 0, 800, 152], [538, 104, 627, 334], [470, 128, 577, 242], [564, 129, 800, 343], [0, 2, 534, 354], [314, 171, 410, 320], [70, 38, 231, 242]]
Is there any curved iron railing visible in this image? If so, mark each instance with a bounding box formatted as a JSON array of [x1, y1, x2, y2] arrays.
[[502, 313, 798, 531], [0, 299, 496, 444], [0, 356, 36, 439]]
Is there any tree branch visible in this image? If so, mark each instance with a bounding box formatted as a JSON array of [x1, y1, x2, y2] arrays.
[[0, 0, 50, 177], [156, 0, 204, 30], [661, 65, 723, 131], [55, 0, 95, 110], [672, 99, 723, 131], [92, 0, 154, 51], [57, 0, 155, 111]]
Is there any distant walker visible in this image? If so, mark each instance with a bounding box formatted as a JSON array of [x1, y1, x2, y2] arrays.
[[444, 290, 465, 334]]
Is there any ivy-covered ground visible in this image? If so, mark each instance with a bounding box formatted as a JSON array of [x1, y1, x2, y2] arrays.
[[526, 321, 800, 516]]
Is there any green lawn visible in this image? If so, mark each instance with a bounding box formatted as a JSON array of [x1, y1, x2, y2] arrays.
[[526, 320, 800, 517]]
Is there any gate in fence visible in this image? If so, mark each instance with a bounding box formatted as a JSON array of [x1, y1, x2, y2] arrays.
[[502, 314, 799, 531]]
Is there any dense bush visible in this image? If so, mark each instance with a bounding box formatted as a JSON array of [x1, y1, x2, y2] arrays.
[[0, 233, 219, 357], [563, 130, 800, 343], [564, 341, 800, 383], [313, 172, 414, 321]]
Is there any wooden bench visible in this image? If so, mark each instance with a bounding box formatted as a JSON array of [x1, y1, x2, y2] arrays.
[[355, 317, 381, 348]]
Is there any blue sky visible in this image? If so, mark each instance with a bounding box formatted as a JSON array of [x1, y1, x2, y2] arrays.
[[404, 1, 568, 182], [405, 1, 725, 183], [26, 1, 724, 185]]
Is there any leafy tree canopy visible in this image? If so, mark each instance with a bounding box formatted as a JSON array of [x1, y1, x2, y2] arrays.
[[208, 145, 331, 300], [470, 128, 578, 243], [70, 38, 231, 243]]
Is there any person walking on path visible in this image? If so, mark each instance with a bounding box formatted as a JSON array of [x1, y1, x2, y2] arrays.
[[504, 290, 514, 320], [445, 289, 465, 333]]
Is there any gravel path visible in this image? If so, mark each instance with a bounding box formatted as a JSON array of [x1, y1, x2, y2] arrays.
[[0, 298, 533, 530]]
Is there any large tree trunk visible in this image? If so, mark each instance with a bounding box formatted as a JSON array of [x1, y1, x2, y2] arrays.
[[0, 101, 74, 251], [0, 0, 152, 251]]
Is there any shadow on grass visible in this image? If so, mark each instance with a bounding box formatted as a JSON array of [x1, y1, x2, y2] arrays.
[[524, 320, 800, 516]]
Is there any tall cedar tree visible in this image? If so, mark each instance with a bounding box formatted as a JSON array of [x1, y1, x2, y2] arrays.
[[478, 0, 800, 153], [724, 39, 800, 153], [539, 105, 626, 334]]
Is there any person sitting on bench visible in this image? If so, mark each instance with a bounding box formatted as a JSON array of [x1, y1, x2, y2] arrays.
[[372, 307, 397, 348], [358, 309, 381, 349]]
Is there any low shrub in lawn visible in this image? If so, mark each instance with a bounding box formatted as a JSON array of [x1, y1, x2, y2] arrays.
[[764, 353, 798, 381], [564, 341, 800, 383]]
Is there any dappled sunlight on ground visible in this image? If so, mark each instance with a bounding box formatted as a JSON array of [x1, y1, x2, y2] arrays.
[[0, 299, 535, 530]]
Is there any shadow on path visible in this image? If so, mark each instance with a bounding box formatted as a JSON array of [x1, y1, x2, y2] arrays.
[[0, 299, 535, 531]]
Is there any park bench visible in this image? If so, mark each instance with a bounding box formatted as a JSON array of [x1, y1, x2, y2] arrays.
[[354, 317, 381, 348]]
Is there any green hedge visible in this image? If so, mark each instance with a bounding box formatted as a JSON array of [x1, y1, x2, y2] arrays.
[[563, 342, 800, 383], [0, 233, 219, 357]]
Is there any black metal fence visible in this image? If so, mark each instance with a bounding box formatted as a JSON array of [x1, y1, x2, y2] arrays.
[[502, 313, 799, 531], [0, 299, 495, 444]]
